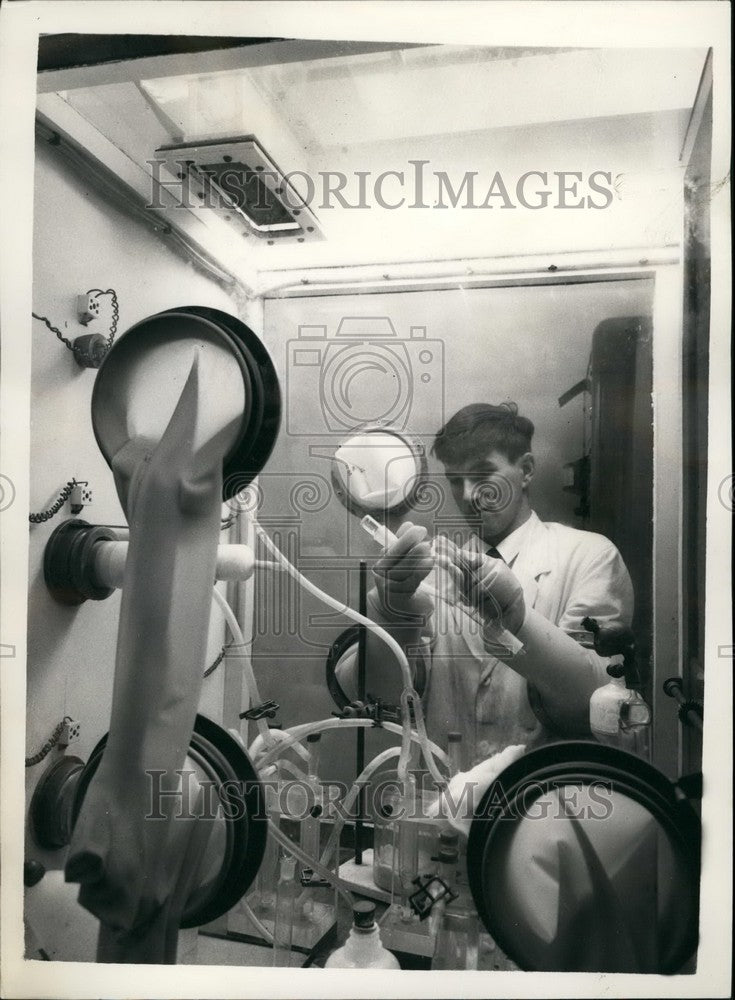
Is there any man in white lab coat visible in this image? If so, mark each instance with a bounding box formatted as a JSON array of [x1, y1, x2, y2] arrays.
[[360, 401, 634, 767]]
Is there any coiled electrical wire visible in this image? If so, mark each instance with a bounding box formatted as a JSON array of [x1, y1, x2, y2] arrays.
[[25, 717, 73, 767], [86, 288, 119, 350], [28, 480, 78, 523], [203, 641, 232, 678]]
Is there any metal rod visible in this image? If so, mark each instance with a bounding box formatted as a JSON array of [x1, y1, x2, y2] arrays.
[[355, 560, 367, 864], [257, 247, 678, 298]]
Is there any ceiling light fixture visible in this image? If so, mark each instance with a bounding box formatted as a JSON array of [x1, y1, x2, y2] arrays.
[[155, 135, 323, 245]]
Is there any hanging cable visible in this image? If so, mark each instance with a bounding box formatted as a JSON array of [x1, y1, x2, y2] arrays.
[[25, 717, 73, 767], [30, 312, 75, 351], [32, 288, 119, 363], [85, 288, 119, 351], [29, 480, 78, 524], [202, 640, 233, 679]]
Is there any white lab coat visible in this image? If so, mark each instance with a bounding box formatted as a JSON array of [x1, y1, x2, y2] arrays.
[[423, 511, 634, 766]]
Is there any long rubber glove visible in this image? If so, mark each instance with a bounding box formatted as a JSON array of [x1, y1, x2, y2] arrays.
[[66, 355, 239, 951], [451, 544, 608, 732], [362, 522, 435, 704]]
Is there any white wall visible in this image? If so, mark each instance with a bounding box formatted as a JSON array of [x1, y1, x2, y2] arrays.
[[25, 140, 244, 889]]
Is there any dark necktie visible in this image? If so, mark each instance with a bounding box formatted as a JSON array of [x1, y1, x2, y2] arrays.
[[486, 546, 504, 562]]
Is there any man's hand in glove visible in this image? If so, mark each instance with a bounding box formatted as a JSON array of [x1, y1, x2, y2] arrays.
[[371, 521, 434, 627], [434, 535, 526, 636]]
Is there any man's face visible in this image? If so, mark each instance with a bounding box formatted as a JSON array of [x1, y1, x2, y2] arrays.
[[443, 448, 534, 543]]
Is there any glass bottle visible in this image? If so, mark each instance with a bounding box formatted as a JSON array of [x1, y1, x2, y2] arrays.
[[372, 770, 437, 895], [432, 909, 480, 970], [590, 663, 651, 757], [430, 835, 479, 970], [397, 773, 419, 896], [325, 901, 400, 969]]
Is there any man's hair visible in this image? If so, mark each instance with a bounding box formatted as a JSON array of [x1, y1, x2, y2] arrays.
[[432, 402, 534, 466]]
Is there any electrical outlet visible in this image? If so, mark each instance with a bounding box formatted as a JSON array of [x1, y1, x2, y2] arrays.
[[77, 293, 102, 326], [69, 482, 91, 514], [58, 718, 81, 748]]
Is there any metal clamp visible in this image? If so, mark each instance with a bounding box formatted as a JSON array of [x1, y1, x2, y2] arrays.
[[299, 867, 331, 888], [408, 874, 458, 920], [239, 700, 280, 722], [331, 699, 369, 720], [331, 698, 403, 726], [366, 698, 402, 727]]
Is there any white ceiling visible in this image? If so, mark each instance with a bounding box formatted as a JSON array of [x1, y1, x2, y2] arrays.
[[49, 41, 708, 273]]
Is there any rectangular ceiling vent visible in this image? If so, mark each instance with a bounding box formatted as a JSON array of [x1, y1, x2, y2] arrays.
[[155, 136, 323, 244]]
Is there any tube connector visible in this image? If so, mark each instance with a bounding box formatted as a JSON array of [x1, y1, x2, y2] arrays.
[[94, 540, 256, 590], [44, 519, 257, 603]]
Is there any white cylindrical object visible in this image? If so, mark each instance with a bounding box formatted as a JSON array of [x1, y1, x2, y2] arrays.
[[325, 902, 400, 969], [92, 540, 256, 589], [590, 676, 628, 737], [360, 514, 398, 550], [93, 540, 128, 589], [214, 544, 257, 580]]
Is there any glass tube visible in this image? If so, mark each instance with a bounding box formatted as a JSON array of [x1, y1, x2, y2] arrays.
[[299, 734, 322, 867], [272, 854, 298, 967], [397, 774, 419, 896]]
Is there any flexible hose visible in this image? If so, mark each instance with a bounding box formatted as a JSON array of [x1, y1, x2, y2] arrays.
[[238, 899, 274, 945], [253, 717, 448, 873], [211, 586, 273, 748], [254, 523, 412, 688], [256, 717, 372, 771], [25, 717, 73, 767], [319, 746, 401, 869], [253, 523, 446, 788], [254, 716, 447, 776], [383, 722, 447, 770]]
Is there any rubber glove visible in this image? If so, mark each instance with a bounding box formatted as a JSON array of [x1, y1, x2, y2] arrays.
[[370, 520, 434, 628], [434, 535, 526, 637], [65, 356, 233, 944]]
